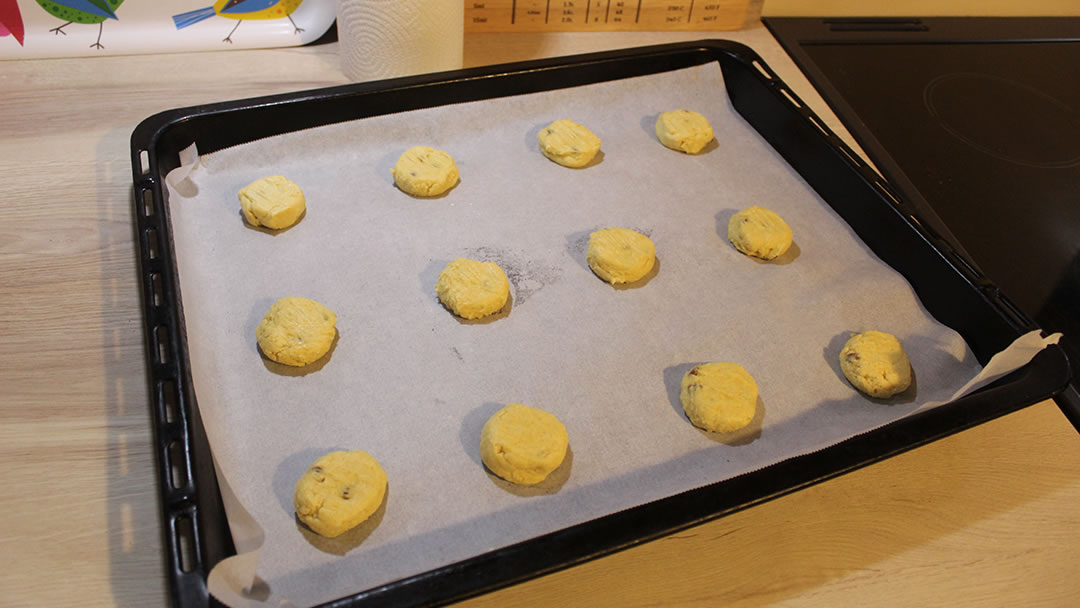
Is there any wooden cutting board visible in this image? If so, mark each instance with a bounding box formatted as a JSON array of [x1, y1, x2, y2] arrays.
[[465, 0, 751, 32]]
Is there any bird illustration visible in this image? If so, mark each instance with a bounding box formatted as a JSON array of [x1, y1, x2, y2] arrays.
[[0, 0, 25, 46], [173, 0, 305, 44], [36, 0, 124, 49]]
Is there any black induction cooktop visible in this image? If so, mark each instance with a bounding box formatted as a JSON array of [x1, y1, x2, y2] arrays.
[[764, 17, 1080, 429]]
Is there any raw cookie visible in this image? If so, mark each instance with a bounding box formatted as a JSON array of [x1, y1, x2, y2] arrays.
[[839, 330, 913, 398], [680, 362, 758, 433], [654, 109, 715, 154], [392, 145, 459, 197], [293, 450, 387, 538], [256, 296, 337, 366], [238, 175, 306, 229], [538, 119, 602, 168], [728, 206, 794, 260], [436, 258, 510, 319], [586, 227, 656, 284], [480, 403, 569, 486]]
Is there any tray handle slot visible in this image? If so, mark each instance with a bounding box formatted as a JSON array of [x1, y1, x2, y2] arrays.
[[138, 149, 150, 176], [751, 59, 774, 81], [155, 325, 170, 365], [145, 227, 159, 261], [151, 272, 164, 308], [140, 187, 155, 218], [173, 512, 197, 574], [159, 378, 179, 425], [778, 86, 802, 109], [168, 439, 189, 491]]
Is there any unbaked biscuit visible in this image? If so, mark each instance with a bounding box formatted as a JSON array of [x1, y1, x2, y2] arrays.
[[238, 175, 306, 229], [538, 119, 602, 168], [293, 450, 387, 538], [480, 403, 569, 486], [680, 362, 758, 433], [392, 146, 459, 197], [728, 206, 793, 260], [586, 227, 656, 284], [436, 258, 511, 319], [655, 109, 715, 154], [256, 296, 337, 366], [839, 330, 913, 398]]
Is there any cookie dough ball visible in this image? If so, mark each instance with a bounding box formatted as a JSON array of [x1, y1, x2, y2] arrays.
[[680, 362, 758, 433], [728, 206, 794, 260], [256, 297, 337, 366], [392, 145, 459, 197], [655, 109, 715, 154], [538, 119, 602, 168], [481, 403, 569, 486], [293, 450, 387, 538], [586, 227, 656, 284], [238, 175, 306, 230], [839, 330, 913, 398], [436, 258, 510, 319]]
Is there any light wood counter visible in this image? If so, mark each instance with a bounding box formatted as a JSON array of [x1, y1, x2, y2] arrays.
[[1, 4, 1078, 606]]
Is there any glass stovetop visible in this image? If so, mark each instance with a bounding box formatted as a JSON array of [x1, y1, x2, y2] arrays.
[[765, 17, 1080, 385]]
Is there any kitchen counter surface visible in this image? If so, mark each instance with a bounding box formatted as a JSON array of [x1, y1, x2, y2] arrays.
[[2, 3, 1078, 606]]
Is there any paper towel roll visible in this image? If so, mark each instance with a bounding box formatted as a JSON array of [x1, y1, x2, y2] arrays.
[[337, 0, 464, 82]]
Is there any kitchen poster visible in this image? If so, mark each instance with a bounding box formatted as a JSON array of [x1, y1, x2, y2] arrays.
[[0, 0, 336, 58]]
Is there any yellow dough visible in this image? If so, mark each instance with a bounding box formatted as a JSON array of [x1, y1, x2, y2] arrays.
[[654, 109, 715, 154], [586, 227, 656, 284], [238, 175, 306, 230], [293, 450, 387, 538], [256, 297, 337, 366], [680, 362, 758, 433], [480, 403, 569, 486], [435, 258, 510, 319], [391, 145, 459, 197], [728, 206, 794, 260], [839, 330, 913, 398], [537, 119, 602, 168]]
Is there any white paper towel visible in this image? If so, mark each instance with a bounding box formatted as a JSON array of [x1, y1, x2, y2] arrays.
[[337, 0, 463, 81]]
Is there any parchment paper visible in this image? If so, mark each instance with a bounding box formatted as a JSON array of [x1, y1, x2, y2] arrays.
[[163, 64, 1055, 607]]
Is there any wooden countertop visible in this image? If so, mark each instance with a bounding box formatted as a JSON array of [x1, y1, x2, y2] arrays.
[[1, 5, 1078, 607]]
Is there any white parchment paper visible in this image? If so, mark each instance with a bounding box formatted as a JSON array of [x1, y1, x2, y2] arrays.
[[163, 64, 1054, 607]]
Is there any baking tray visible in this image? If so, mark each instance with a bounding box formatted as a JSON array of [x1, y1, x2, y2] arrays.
[[129, 40, 1072, 607]]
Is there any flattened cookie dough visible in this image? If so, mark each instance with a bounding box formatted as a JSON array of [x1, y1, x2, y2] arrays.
[[655, 109, 715, 154], [256, 296, 337, 366], [238, 175, 306, 229], [392, 145, 459, 197], [481, 403, 569, 486], [538, 119, 602, 168], [586, 227, 656, 284], [839, 330, 913, 398], [680, 362, 758, 433], [436, 258, 510, 319], [728, 206, 794, 261], [294, 450, 387, 538]]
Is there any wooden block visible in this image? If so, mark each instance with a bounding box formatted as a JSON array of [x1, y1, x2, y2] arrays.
[[465, 0, 751, 32]]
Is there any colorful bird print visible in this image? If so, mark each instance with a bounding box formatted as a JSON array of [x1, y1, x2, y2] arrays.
[[35, 0, 124, 49], [173, 0, 305, 44], [0, 0, 25, 46]]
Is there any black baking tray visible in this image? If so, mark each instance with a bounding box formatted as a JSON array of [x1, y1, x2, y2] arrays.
[[129, 40, 1072, 608]]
